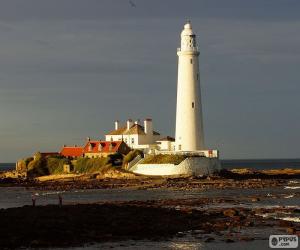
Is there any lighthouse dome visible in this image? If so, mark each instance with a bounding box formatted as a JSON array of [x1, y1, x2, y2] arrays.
[[181, 22, 194, 37], [179, 21, 197, 51]]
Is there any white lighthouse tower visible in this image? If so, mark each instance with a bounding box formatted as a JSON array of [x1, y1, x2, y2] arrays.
[[175, 21, 204, 151], [128, 21, 221, 176]]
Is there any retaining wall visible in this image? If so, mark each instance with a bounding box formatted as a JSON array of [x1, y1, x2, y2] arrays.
[[130, 157, 221, 176]]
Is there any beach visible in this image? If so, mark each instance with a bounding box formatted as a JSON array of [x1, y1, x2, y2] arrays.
[[0, 161, 299, 249]]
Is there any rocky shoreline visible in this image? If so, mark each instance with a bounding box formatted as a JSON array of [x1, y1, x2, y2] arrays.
[[0, 168, 299, 249], [0, 199, 299, 249], [0, 168, 299, 191]]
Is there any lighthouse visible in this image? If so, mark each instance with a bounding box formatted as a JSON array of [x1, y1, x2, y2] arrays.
[[128, 21, 221, 176], [175, 21, 204, 151]]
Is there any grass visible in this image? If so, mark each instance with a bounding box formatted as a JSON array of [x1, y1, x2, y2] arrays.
[[123, 150, 144, 167], [18, 150, 143, 177], [47, 158, 71, 175], [74, 157, 111, 174], [142, 154, 188, 165]]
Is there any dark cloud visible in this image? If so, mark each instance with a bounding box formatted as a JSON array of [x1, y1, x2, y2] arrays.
[[0, 1, 300, 161], [0, 0, 300, 21]]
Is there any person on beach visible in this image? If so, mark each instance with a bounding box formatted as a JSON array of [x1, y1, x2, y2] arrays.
[[31, 194, 36, 207], [58, 194, 62, 207]]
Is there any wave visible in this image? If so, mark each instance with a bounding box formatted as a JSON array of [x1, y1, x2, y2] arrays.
[[289, 180, 300, 184], [276, 216, 300, 223], [284, 186, 300, 189], [256, 211, 300, 223], [33, 191, 66, 196], [284, 194, 295, 199]]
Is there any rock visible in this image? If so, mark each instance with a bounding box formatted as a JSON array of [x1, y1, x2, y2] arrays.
[[244, 221, 254, 227], [286, 227, 296, 234], [251, 197, 260, 202], [205, 237, 215, 242], [223, 209, 237, 217], [279, 220, 292, 227], [30, 240, 40, 246], [240, 236, 254, 241], [225, 239, 235, 243]]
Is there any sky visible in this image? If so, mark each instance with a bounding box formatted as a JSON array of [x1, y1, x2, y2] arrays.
[[0, 0, 300, 162]]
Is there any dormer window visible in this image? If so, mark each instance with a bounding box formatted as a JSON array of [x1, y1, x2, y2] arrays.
[[88, 143, 93, 152], [109, 143, 113, 151], [98, 143, 103, 151]]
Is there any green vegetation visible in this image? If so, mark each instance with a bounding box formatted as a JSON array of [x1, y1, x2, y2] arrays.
[[17, 150, 142, 177], [142, 154, 188, 165], [74, 157, 110, 173], [24, 157, 34, 166], [16, 156, 34, 172], [47, 157, 71, 175], [123, 149, 144, 168], [27, 153, 49, 177]]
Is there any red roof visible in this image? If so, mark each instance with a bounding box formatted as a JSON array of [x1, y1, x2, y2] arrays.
[[83, 141, 124, 154], [60, 147, 83, 157]]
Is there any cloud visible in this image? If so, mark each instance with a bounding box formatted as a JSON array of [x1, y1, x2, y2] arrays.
[[0, 2, 300, 161]]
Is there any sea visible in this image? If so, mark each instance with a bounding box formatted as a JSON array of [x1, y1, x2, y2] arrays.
[[0, 160, 299, 250], [0, 162, 15, 172]]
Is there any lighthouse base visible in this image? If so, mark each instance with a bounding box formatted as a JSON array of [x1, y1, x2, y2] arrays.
[[129, 152, 221, 176]]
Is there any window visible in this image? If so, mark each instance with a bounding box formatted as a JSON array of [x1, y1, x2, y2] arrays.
[[192, 102, 194, 108], [131, 138, 134, 144], [178, 145, 182, 150], [190, 59, 193, 64]]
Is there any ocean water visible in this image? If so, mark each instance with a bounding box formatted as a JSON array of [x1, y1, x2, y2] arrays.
[[1, 184, 299, 209], [0, 163, 15, 172], [222, 158, 300, 170]]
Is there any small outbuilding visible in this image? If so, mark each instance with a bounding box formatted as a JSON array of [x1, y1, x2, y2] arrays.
[[60, 146, 84, 158]]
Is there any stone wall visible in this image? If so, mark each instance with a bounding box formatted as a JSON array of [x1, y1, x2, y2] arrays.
[[130, 157, 221, 176]]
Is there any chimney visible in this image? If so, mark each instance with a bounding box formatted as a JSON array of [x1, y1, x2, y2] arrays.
[[86, 137, 91, 142], [126, 119, 133, 130], [144, 118, 153, 136], [115, 120, 119, 130], [134, 119, 140, 125]]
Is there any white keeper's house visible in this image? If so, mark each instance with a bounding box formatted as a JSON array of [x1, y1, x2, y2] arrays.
[[105, 119, 163, 150]]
